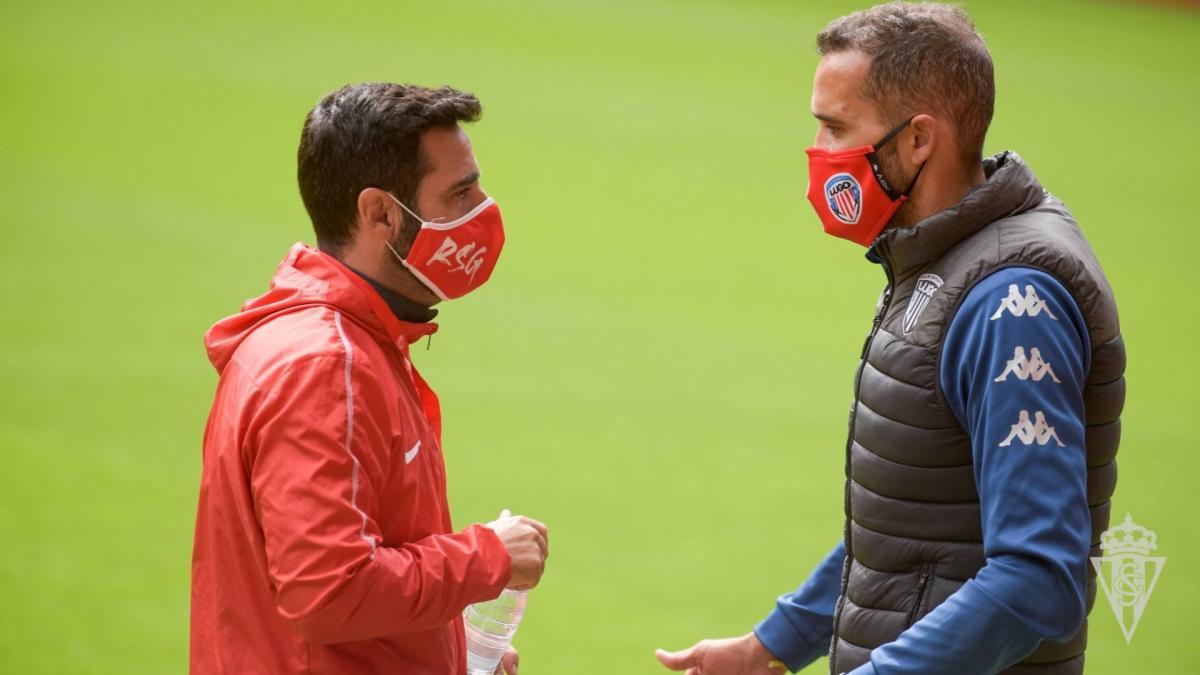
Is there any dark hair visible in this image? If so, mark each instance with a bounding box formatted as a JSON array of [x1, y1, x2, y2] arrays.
[[817, 2, 994, 168], [297, 83, 482, 254]]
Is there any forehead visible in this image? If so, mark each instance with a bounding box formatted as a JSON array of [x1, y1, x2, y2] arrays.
[[419, 125, 476, 174], [811, 50, 877, 121]]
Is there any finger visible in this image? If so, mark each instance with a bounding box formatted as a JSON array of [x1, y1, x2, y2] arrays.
[[518, 559, 544, 589], [500, 509, 512, 519], [511, 560, 541, 589], [501, 648, 519, 675], [655, 647, 698, 670], [521, 517, 548, 538], [534, 533, 548, 559]]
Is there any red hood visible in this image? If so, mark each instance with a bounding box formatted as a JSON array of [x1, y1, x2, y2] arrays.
[[204, 242, 438, 374]]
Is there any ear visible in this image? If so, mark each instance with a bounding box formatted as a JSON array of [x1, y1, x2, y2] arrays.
[[355, 187, 399, 244], [907, 113, 939, 167]]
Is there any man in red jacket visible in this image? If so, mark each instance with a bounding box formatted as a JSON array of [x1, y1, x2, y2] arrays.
[[191, 83, 549, 674]]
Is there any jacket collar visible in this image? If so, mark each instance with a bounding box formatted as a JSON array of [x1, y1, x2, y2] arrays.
[[326, 253, 439, 347], [203, 243, 437, 374], [867, 151, 1047, 274]]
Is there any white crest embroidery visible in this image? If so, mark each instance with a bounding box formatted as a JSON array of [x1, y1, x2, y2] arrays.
[[903, 274, 944, 335], [989, 284, 1058, 321], [993, 346, 1062, 383], [998, 409, 1066, 447]]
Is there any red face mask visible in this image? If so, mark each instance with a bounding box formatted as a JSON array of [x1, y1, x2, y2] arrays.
[[805, 117, 922, 247], [387, 195, 506, 300]]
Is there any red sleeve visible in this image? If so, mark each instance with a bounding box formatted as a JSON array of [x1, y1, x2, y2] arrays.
[[246, 353, 511, 644]]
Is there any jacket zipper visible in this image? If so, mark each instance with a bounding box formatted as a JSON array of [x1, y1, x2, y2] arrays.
[[907, 563, 935, 627], [830, 247, 895, 666]]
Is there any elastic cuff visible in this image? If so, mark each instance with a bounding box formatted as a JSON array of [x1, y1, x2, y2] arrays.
[[753, 608, 809, 672], [469, 523, 512, 595]]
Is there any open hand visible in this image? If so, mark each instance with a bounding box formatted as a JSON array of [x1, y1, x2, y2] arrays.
[[655, 633, 787, 674]]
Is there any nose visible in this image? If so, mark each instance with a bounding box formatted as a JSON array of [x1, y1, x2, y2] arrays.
[[812, 126, 835, 151]]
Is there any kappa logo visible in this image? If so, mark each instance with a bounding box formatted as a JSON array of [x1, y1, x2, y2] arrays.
[[993, 346, 1062, 383], [990, 284, 1058, 321], [824, 172, 862, 225], [998, 410, 1065, 447], [902, 274, 944, 335], [1091, 514, 1165, 643], [428, 236, 488, 280]]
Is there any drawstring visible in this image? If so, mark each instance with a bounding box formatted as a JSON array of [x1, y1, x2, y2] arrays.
[[426, 333, 433, 351]]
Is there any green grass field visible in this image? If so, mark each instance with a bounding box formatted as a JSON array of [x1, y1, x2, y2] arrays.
[[2, 0, 1198, 672]]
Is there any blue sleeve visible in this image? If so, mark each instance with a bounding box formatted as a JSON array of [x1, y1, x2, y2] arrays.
[[850, 268, 1092, 675], [754, 541, 844, 672]]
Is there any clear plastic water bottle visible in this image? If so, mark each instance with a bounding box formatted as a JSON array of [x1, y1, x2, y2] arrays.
[[464, 587, 527, 675]]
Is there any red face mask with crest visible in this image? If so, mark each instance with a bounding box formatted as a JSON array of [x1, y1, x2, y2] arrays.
[[805, 116, 923, 247], [387, 194, 505, 300]]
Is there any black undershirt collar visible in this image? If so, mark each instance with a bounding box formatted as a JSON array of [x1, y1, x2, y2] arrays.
[[346, 266, 438, 324]]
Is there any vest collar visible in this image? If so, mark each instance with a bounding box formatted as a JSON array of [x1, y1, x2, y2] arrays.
[[867, 151, 1047, 273]]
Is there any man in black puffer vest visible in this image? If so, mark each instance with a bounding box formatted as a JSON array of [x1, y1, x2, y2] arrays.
[[657, 3, 1123, 674]]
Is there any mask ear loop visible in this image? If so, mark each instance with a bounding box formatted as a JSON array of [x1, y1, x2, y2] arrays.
[[903, 154, 930, 198], [384, 239, 406, 264], [873, 115, 917, 151], [382, 193, 453, 302], [865, 115, 920, 201], [384, 193, 423, 263], [388, 193, 424, 221]]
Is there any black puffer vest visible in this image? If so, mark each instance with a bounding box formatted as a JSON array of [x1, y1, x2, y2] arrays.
[[829, 152, 1125, 674]]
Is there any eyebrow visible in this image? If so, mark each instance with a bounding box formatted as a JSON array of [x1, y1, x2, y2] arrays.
[[446, 171, 480, 194], [813, 111, 844, 125]]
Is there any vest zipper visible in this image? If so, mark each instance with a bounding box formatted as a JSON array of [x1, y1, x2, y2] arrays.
[[907, 563, 935, 626], [831, 248, 895, 666]]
